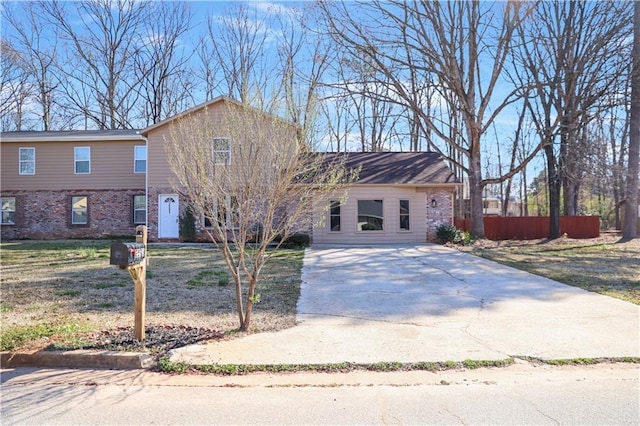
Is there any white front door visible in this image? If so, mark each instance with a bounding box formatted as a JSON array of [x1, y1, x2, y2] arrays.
[[158, 194, 179, 238]]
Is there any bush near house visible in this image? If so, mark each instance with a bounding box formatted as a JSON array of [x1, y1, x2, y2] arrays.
[[436, 224, 473, 246]]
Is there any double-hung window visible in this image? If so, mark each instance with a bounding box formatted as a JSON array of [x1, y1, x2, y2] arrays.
[[212, 138, 231, 165], [74, 147, 91, 174], [133, 195, 146, 224], [329, 200, 341, 232], [19, 147, 35, 175], [399, 200, 410, 231], [204, 195, 239, 229], [134, 146, 146, 173], [1, 197, 16, 225], [71, 196, 88, 224]]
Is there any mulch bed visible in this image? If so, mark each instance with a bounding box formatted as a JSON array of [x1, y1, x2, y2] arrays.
[[67, 325, 224, 357]]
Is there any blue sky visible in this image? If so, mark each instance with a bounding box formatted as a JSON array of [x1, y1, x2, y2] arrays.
[[1, 0, 561, 192]]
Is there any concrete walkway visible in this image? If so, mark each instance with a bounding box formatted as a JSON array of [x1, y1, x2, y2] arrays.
[[169, 244, 640, 365]]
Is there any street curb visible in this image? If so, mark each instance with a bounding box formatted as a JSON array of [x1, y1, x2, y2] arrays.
[[1, 350, 155, 370]]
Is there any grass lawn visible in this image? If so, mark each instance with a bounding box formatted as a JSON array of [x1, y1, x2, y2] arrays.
[[461, 234, 640, 304], [0, 240, 304, 352]]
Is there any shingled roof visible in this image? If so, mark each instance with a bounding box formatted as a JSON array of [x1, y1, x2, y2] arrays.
[[1, 130, 143, 142], [322, 152, 460, 186]]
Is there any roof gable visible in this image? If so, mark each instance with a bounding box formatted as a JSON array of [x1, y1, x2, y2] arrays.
[[140, 96, 298, 136]]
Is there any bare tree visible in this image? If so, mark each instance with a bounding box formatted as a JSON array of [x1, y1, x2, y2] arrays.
[[275, 4, 332, 150], [198, 4, 273, 110], [135, 2, 195, 126], [0, 39, 31, 131], [165, 102, 355, 331], [512, 1, 632, 238], [623, 1, 640, 240], [3, 2, 60, 130], [39, 0, 149, 129], [320, 0, 532, 238]]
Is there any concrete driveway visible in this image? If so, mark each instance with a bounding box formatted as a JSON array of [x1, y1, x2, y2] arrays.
[[170, 244, 639, 365]]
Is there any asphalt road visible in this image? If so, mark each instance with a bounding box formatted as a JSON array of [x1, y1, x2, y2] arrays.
[[2, 363, 638, 425]]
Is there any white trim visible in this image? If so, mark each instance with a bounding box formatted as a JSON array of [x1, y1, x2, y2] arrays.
[[71, 195, 88, 225], [74, 146, 91, 174], [133, 194, 146, 224], [356, 199, 385, 232], [398, 199, 411, 232], [134, 145, 146, 173], [212, 137, 231, 165], [1, 134, 145, 143], [158, 194, 179, 239], [328, 200, 342, 233], [18, 147, 35, 175], [1, 196, 16, 225]]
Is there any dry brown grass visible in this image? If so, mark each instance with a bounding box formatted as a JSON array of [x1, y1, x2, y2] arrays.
[[459, 233, 640, 304], [0, 240, 303, 351]]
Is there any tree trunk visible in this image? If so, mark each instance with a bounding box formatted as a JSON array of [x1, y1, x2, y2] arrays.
[[468, 139, 486, 238], [623, 1, 640, 240], [545, 144, 562, 239]]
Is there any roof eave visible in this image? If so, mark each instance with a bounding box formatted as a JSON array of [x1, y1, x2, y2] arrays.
[[1, 134, 146, 143]]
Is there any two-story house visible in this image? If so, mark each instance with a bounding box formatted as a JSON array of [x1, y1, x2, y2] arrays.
[[1, 97, 461, 243], [0, 130, 146, 240]]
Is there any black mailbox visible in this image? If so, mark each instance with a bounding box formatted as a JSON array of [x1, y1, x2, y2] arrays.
[[110, 242, 146, 267]]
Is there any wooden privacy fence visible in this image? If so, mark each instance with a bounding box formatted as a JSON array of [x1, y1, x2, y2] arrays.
[[453, 216, 600, 240]]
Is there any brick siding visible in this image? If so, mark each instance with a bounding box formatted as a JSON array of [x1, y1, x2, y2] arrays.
[[1, 189, 144, 240], [423, 189, 454, 242]]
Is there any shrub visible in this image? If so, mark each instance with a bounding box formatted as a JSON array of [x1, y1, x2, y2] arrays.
[[436, 223, 458, 244], [436, 223, 473, 246], [279, 233, 311, 248], [179, 207, 197, 242]]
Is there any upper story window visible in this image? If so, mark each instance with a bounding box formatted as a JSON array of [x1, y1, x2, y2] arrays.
[[1, 197, 16, 225], [19, 147, 35, 175], [74, 147, 90, 174], [134, 145, 146, 173], [212, 138, 231, 165]]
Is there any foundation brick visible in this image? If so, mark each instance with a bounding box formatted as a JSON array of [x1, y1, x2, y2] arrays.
[[1, 189, 144, 240]]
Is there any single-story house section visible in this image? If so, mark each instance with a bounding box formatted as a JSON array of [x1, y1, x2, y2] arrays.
[[313, 152, 461, 244]]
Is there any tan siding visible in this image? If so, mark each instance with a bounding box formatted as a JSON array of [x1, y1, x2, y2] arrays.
[[146, 101, 298, 189], [313, 186, 429, 244], [146, 102, 229, 188], [1, 140, 145, 191]]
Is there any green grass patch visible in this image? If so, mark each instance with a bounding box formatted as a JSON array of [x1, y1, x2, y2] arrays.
[[187, 270, 229, 287], [517, 356, 640, 365], [0, 323, 89, 351], [156, 358, 515, 375], [56, 290, 82, 298], [0, 302, 12, 313], [94, 281, 127, 289], [95, 302, 115, 309]]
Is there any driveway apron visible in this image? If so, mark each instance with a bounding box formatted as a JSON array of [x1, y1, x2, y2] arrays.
[[169, 244, 639, 365]]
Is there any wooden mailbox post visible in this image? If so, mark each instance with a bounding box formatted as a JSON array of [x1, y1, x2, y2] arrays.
[[109, 225, 148, 341]]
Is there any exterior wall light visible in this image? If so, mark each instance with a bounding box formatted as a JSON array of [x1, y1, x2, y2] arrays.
[[431, 199, 437, 208]]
